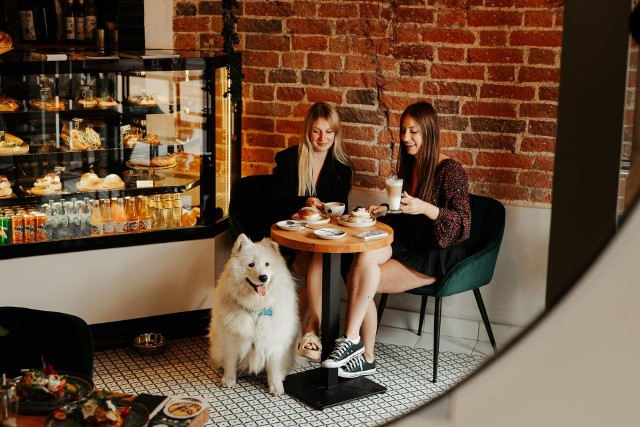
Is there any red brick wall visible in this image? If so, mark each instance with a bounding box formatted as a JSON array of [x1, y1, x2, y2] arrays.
[[174, 0, 566, 207]]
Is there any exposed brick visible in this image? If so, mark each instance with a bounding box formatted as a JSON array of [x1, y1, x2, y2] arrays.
[[337, 106, 385, 125], [244, 2, 294, 17], [243, 50, 279, 68], [467, 10, 523, 27], [292, 35, 328, 51], [308, 53, 343, 70], [252, 85, 274, 101], [479, 30, 508, 47], [519, 102, 558, 119], [524, 10, 555, 27], [519, 170, 553, 188], [463, 101, 518, 118], [521, 136, 555, 153], [198, 1, 221, 16], [532, 154, 555, 172], [437, 47, 465, 62], [440, 116, 469, 131], [174, 33, 198, 50], [441, 149, 473, 165], [510, 30, 563, 47], [487, 65, 516, 82], [437, 10, 466, 27], [421, 27, 476, 45], [245, 102, 291, 117], [275, 119, 304, 135], [348, 143, 390, 159], [528, 48, 558, 65], [277, 87, 306, 102], [470, 117, 527, 134], [306, 88, 344, 104], [288, 19, 333, 35], [345, 55, 381, 72], [328, 37, 351, 54], [354, 37, 392, 56], [282, 52, 305, 68], [423, 81, 478, 97], [245, 34, 290, 51], [245, 132, 286, 148], [242, 147, 278, 163], [528, 120, 557, 137], [467, 168, 518, 185], [359, 3, 381, 19], [176, 2, 197, 17], [519, 66, 560, 83], [268, 69, 298, 84], [462, 134, 517, 151], [400, 62, 429, 76], [468, 48, 524, 64], [380, 93, 422, 113], [243, 117, 274, 133], [539, 86, 559, 102], [174, 17, 209, 32], [431, 64, 485, 80], [379, 77, 421, 93], [346, 89, 378, 106], [480, 84, 535, 101], [319, 2, 358, 18], [352, 158, 378, 174], [440, 132, 459, 148], [329, 72, 378, 88], [473, 183, 531, 201], [476, 152, 534, 169], [343, 126, 376, 142], [395, 7, 435, 24], [485, 0, 515, 6], [433, 99, 459, 114], [392, 44, 435, 61], [515, 0, 564, 8], [302, 70, 326, 86], [243, 68, 266, 84], [238, 18, 282, 33], [394, 25, 421, 44], [292, 1, 317, 17], [336, 19, 390, 37]]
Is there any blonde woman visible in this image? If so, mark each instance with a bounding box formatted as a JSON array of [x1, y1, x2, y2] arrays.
[[273, 102, 353, 362]]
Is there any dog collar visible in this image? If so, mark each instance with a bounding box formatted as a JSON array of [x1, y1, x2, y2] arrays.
[[258, 308, 273, 316]]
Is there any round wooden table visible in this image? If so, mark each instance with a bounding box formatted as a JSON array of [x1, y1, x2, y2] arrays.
[[271, 218, 393, 409]]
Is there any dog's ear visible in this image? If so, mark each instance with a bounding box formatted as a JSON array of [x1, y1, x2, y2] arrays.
[[233, 233, 252, 255], [260, 237, 280, 254]]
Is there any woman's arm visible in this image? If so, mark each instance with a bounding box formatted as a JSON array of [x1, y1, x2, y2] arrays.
[[433, 163, 471, 247]]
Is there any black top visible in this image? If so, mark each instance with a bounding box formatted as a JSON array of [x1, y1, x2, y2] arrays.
[[273, 145, 353, 213]]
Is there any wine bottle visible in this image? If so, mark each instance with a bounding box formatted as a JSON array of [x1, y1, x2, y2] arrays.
[[64, 0, 75, 42], [75, 0, 85, 42], [84, 0, 97, 42]]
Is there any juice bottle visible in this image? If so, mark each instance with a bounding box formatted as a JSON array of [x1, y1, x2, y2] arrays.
[[138, 195, 152, 231], [151, 196, 163, 229], [172, 194, 182, 228], [125, 196, 138, 232], [90, 199, 104, 235], [101, 199, 114, 234], [113, 197, 127, 233], [162, 194, 172, 229]]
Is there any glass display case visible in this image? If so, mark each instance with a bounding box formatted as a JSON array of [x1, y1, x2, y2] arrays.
[[0, 51, 240, 259]]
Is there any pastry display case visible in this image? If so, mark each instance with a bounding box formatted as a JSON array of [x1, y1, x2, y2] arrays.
[[0, 51, 241, 259]]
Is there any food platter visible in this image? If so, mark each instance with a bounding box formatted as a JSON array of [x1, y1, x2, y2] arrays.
[[337, 215, 376, 228], [313, 228, 347, 240], [14, 373, 94, 415], [292, 212, 330, 224], [162, 397, 206, 419], [45, 400, 149, 427]]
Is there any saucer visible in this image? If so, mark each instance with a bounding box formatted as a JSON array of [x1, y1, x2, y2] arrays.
[[313, 228, 346, 240], [292, 212, 330, 224], [277, 220, 307, 231]]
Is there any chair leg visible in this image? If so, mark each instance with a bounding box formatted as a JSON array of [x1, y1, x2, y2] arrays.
[[473, 288, 497, 352], [377, 293, 389, 331], [432, 297, 442, 383], [417, 296, 428, 336]]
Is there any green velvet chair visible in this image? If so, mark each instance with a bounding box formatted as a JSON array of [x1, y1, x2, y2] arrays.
[[376, 194, 506, 382], [0, 307, 94, 379]]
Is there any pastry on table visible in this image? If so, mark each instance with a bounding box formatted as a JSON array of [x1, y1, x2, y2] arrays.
[[0, 95, 19, 112], [31, 173, 62, 195], [297, 206, 322, 221], [347, 205, 374, 223], [0, 175, 13, 197]]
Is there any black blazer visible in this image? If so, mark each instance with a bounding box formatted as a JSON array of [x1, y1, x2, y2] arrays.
[[273, 145, 352, 213]]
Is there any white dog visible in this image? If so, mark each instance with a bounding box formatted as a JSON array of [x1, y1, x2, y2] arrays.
[[209, 233, 299, 396]]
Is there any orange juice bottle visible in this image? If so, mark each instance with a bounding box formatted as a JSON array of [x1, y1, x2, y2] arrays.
[[100, 199, 114, 234], [90, 199, 104, 236], [138, 195, 152, 231], [125, 196, 138, 232], [113, 197, 127, 233]]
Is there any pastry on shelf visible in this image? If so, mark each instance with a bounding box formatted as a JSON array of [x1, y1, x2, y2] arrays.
[[127, 94, 157, 107], [77, 97, 98, 109], [30, 97, 66, 111], [76, 172, 124, 191], [0, 132, 28, 155], [31, 173, 62, 195], [0, 95, 19, 112], [97, 94, 118, 109], [0, 175, 13, 197], [61, 123, 102, 151]]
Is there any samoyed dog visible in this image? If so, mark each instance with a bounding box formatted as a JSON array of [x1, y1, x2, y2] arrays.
[[209, 233, 299, 396]]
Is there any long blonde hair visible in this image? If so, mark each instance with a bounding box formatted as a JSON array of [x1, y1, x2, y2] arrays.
[[297, 102, 353, 196], [397, 101, 440, 201]]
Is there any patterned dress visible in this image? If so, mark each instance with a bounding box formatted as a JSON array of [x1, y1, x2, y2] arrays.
[[382, 158, 471, 277]]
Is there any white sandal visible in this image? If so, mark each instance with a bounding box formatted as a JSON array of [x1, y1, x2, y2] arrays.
[[297, 332, 322, 362]]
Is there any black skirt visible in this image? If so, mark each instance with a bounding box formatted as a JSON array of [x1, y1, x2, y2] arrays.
[[383, 213, 466, 278]]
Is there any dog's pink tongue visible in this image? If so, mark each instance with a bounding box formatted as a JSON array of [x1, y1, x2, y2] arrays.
[[256, 284, 267, 296]]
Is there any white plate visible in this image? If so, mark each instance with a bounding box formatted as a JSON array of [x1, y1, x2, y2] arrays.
[[163, 398, 205, 419], [313, 228, 346, 240], [292, 212, 330, 224], [276, 220, 307, 231], [337, 215, 376, 227]]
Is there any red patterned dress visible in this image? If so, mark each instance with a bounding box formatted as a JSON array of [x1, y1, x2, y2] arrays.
[[382, 158, 471, 277]]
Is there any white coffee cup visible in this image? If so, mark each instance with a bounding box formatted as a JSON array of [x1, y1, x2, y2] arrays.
[[323, 202, 345, 217], [386, 178, 404, 212]]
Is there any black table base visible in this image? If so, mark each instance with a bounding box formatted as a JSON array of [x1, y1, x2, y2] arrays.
[[284, 368, 387, 410], [284, 253, 386, 409]]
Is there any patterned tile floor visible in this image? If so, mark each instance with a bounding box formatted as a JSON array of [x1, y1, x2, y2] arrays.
[[93, 335, 485, 426]]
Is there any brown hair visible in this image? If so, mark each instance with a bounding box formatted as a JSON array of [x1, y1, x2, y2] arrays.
[[397, 101, 441, 201]]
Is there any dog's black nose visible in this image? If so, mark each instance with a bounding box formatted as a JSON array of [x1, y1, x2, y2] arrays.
[[259, 274, 268, 283]]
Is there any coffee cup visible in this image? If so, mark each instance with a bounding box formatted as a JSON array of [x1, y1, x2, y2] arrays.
[[323, 202, 345, 217], [386, 178, 403, 212]]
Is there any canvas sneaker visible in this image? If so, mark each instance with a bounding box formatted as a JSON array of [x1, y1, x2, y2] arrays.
[[338, 355, 377, 378], [321, 335, 365, 368]]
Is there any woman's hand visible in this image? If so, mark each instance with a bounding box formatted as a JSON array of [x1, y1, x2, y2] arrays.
[[368, 204, 388, 218], [306, 197, 323, 209], [401, 192, 440, 219]]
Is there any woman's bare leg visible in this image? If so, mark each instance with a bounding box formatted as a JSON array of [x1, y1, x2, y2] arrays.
[[302, 252, 323, 351]]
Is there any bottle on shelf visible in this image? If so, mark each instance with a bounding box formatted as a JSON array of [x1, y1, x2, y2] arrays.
[[75, 0, 85, 42], [125, 197, 138, 232], [45, 204, 58, 241], [84, 0, 97, 42], [18, 0, 57, 43], [56, 202, 70, 240], [101, 199, 114, 234], [64, 0, 76, 42], [67, 200, 81, 238], [81, 198, 93, 237], [151, 196, 162, 230], [90, 199, 104, 236], [138, 196, 152, 231], [172, 194, 182, 228], [112, 197, 127, 233]]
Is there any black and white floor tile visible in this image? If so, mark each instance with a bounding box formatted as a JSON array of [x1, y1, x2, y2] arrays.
[[93, 335, 485, 426]]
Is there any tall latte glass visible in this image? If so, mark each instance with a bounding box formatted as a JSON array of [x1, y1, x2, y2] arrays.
[[386, 178, 403, 212]]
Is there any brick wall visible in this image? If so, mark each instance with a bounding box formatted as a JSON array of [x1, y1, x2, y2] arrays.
[[174, 0, 567, 207]]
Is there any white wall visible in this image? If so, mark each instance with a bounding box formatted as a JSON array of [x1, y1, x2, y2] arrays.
[[144, 0, 173, 49]]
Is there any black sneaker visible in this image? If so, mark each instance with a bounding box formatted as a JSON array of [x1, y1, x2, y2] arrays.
[[338, 355, 376, 378], [321, 335, 365, 368]]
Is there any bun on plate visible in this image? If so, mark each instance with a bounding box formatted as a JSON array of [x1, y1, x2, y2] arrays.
[[80, 172, 101, 188], [103, 174, 123, 189], [298, 206, 321, 221]]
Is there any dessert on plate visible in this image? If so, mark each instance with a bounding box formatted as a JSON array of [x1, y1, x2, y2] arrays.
[[31, 173, 62, 195], [0, 175, 13, 197], [297, 206, 322, 221], [347, 205, 374, 223]]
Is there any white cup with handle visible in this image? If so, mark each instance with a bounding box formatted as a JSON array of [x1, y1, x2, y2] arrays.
[[386, 178, 403, 212]]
